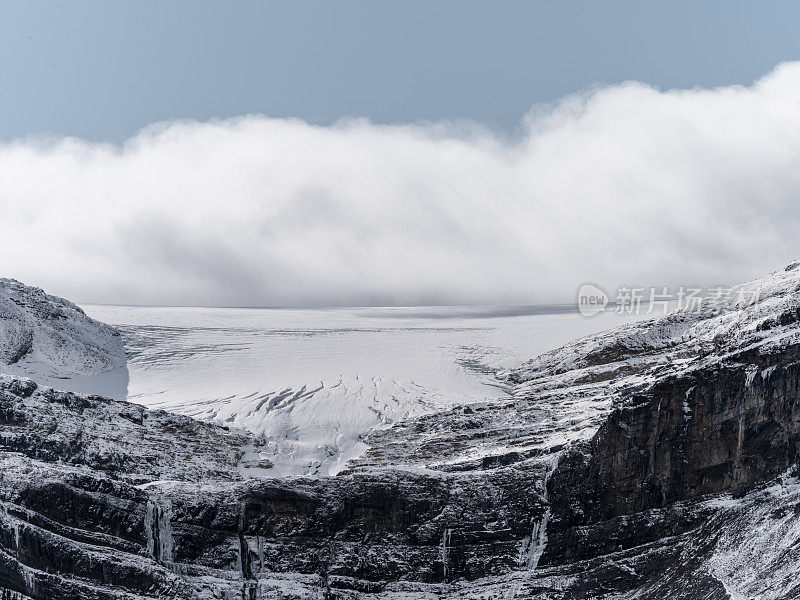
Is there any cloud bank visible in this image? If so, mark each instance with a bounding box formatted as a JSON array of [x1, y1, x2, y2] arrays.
[[3, 63, 800, 306]]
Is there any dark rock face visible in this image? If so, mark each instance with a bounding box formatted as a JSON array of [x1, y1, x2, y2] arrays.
[[0, 376, 550, 598], [545, 345, 800, 567]]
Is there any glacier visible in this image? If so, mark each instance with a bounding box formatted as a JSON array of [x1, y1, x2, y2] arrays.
[[81, 303, 647, 475]]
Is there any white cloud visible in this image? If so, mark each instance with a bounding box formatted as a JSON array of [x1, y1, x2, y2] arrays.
[[3, 63, 800, 306]]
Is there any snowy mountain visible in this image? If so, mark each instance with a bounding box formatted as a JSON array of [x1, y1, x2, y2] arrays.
[[3, 265, 800, 598], [0, 279, 128, 399]]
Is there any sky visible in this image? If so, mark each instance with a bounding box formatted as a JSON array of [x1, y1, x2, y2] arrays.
[[2, 2, 800, 306], [4, 1, 800, 142]]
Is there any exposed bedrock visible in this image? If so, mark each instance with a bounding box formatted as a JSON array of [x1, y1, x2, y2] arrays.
[[545, 344, 800, 567], [0, 377, 549, 599]]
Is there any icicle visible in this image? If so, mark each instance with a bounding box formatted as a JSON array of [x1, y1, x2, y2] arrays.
[[13, 520, 20, 556], [524, 510, 550, 569], [238, 501, 254, 581], [440, 528, 452, 582], [3, 502, 21, 558], [745, 365, 758, 387], [145, 496, 173, 567], [506, 455, 559, 599], [144, 500, 154, 558], [158, 498, 173, 565], [20, 564, 36, 597]]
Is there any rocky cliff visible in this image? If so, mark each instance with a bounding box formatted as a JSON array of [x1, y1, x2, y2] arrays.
[[3, 266, 800, 598]]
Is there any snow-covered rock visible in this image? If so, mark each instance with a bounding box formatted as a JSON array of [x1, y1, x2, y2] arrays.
[[0, 278, 128, 399], [5, 263, 800, 598]]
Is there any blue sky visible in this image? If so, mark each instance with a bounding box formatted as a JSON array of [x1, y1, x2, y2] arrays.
[[2, 1, 800, 142]]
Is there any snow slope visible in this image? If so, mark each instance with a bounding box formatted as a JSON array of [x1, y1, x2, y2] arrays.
[[0, 278, 128, 399]]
